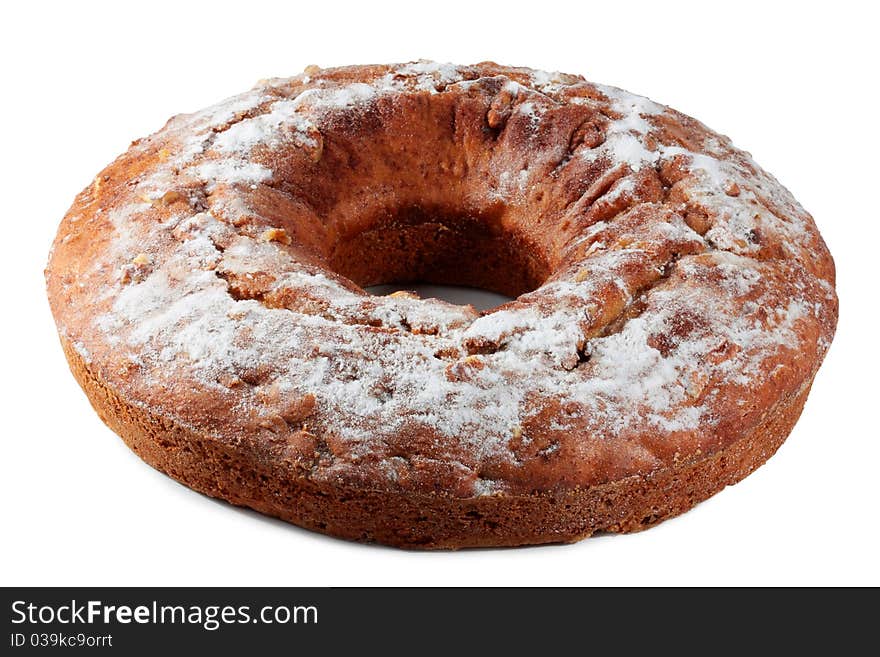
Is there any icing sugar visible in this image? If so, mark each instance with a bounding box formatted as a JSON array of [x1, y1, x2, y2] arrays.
[[63, 62, 833, 491], [397, 61, 463, 84], [193, 160, 272, 189]]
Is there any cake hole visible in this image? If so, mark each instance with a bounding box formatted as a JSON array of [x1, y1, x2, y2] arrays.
[[365, 283, 512, 312], [328, 204, 551, 300]]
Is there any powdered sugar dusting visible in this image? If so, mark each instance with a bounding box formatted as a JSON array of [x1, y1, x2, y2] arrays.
[[54, 61, 835, 495], [193, 161, 272, 189]]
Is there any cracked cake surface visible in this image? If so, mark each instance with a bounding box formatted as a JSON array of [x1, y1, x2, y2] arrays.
[[46, 61, 837, 546]]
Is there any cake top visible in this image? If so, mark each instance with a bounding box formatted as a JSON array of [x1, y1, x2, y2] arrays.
[[47, 62, 837, 496]]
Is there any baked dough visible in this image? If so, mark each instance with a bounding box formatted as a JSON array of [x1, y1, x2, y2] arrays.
[[46, 62, 837, 548]]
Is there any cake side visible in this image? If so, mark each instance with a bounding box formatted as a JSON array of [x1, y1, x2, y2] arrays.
[[60, 335, 816, 548]]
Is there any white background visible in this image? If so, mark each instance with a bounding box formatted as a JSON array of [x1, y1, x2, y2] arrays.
[[2, 1, 877, 586]]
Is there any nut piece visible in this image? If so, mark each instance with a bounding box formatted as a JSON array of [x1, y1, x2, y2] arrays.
[[684, 205, 712, 235], [445, 355, 485, 382], [141, 190, 185, 206], [686, 371, 710, 399], [389, 290, 419, 300], [120, 252, 152, 284], [302, 130, 324, 163], [261, 227, 291, 245], [574, 267, 591, 283], [570, 117, 606, 151], [487, 87, 517, 129], [91, 174, 109, 195]]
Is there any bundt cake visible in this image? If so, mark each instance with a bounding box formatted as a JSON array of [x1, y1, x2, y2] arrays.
[[46, 61, 837, 548]]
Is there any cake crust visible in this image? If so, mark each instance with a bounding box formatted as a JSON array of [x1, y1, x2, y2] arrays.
[[46, 62, 837, 547], [61, 337, 815, 548]]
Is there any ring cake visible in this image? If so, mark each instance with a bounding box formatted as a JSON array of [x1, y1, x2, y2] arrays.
[[46, 62, 837, 548]]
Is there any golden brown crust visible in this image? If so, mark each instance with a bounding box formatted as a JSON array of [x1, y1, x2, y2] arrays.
[[46, 62, 837, 547], [61, 335, 813, 548]]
